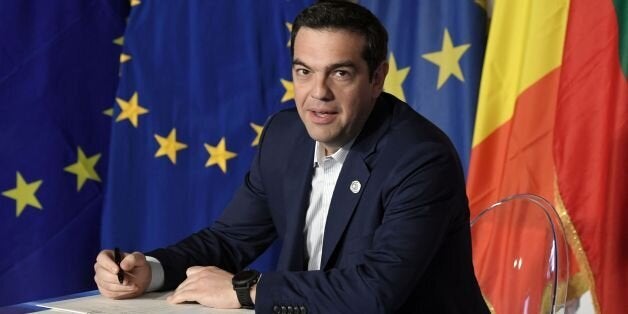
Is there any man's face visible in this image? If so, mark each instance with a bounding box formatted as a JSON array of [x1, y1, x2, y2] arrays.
[[292, 27, 387, 154]]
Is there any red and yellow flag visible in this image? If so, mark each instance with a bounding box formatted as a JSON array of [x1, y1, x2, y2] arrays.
[[468, 0, 627, 312]]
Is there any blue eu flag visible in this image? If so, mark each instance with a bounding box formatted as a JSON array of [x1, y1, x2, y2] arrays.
[[0, 0, 127, 305]]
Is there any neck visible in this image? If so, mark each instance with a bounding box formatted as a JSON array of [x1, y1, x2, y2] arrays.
[[323, 144, 340, 156]]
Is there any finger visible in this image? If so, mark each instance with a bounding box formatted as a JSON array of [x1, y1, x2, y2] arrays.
[[95, 250, 119, 273], [95, 262, 142, 288], [99, 286, 140, 300], [95, 263, 126, 285], [174, 276, 198, 293], [167, 287, 200, 304], [95, 276, 138, 294], [96, 283, 138, 297], [186, 266, 205, 276]]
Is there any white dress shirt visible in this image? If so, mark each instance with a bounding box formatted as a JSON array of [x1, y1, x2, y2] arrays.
[[146, 140, 353, 288], [303, 140, 352, 270]]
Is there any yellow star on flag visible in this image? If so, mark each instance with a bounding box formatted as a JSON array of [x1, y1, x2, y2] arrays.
[[204, 137, 237, 173], [280, 79, 294, 103], [286, 22, 293, 47], [154, 128, 188, 164], [131, 0, 141, 6], [120, 53, 132, 63], [421, 29, 471, 89], [103, 108, 114, 117], [116, 92, 149, 127], [2, 172, 43, 217], [64, 147, 102, 191], [383, 53, 410, 101], [113, 36, 124, 46], [250, 123, 264, 147]]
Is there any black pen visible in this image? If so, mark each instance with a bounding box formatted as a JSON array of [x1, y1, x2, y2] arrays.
[[114, 247, 124, 284]]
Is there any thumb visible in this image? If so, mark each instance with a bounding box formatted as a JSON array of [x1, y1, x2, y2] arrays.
[[120, 252, 146, 271]]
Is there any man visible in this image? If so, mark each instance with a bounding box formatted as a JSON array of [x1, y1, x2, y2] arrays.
[[94, 1, 489, 313]]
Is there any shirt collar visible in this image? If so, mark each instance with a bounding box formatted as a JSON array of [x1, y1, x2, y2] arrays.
[[312, 139, 355, 167]]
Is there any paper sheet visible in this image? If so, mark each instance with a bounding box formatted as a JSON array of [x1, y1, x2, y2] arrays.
[[37, 292, 253, 314]]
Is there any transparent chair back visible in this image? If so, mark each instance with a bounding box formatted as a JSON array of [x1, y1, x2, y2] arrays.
[[470, 194, 569, 313]]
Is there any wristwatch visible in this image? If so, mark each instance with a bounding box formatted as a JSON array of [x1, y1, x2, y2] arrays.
[[232, 269, 261, 309]]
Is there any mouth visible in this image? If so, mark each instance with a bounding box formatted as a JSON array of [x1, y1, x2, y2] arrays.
[[307, 109, 338, 124], [312, 110, 336, 117]]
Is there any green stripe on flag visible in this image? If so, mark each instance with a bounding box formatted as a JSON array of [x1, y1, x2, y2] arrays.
[[615, 0, 627, 77]]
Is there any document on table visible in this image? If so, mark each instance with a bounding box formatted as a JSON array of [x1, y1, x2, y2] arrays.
[[36, 292, 253, 314]]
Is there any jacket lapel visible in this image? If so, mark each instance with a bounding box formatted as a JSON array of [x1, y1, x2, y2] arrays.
[[280, 133, 314, 271], [320, 97, 392, 269], [320, 154, 370, 269]]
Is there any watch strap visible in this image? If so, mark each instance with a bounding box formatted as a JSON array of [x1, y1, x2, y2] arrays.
[[233, 270, 260, 309], [235, 285, 255, 309]]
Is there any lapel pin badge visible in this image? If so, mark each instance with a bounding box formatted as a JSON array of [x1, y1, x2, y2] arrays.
[[350, 180, 361, 194]]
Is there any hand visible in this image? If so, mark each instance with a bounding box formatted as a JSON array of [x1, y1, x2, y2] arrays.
[[167, 266, 248, 309], [94, 250, 151, 299]]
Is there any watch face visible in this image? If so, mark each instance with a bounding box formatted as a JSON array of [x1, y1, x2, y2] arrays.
[[233, 270, 259, 286]]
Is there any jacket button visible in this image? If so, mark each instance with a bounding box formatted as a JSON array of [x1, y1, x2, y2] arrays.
[[273, 305, 280, 314], [281, 305, 287, 314], [300, 305, 307, 314]]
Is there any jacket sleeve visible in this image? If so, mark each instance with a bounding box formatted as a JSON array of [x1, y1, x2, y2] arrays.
[[145, 115, 278, 291]]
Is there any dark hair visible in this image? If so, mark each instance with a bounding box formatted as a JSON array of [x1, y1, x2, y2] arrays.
[[290, 0, 388, 80]]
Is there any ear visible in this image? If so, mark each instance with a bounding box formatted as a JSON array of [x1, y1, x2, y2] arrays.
[[371, 61, 389, 97]]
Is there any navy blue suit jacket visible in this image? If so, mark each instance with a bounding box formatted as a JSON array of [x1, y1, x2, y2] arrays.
[[147, 93, 488, 313]]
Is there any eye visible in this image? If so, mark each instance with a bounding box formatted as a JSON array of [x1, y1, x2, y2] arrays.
[[295, 68, 311, 76], [332, 70, 352, 80]]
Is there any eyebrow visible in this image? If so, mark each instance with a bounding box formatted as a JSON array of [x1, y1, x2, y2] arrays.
[[292, 59, 357, 72]]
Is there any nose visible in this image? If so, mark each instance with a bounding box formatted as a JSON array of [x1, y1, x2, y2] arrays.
[[310, 75, 333, 101]]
